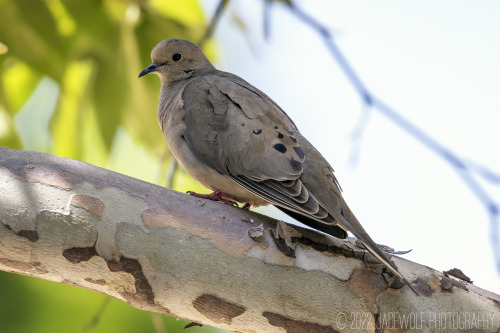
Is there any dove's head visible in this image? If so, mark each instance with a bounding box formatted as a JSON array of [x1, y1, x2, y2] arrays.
[[139, 39, 214, 84]]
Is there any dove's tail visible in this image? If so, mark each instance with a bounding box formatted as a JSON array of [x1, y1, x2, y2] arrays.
[[336, 214, 419, 295], [276, 201, 419, 295]]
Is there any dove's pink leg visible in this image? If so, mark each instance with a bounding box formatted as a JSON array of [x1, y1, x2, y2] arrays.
[[187, 190, 239, 207], [241, 203, 251, 210]]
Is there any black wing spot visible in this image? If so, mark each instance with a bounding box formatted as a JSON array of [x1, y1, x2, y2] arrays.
[[277, 132, 284, 139], [253, 129, 262, 135], [290, 158, 302, 172], [289, 136, 297, 143], [240, 122, 245, 126], [293, 146, 305, 159], [273, 143, 287, 153], [274, 126, 278, 129]]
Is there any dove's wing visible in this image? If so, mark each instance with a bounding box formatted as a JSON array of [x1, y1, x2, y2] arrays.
[[182, 73, 338, 228], [180, 72, 416, 292]]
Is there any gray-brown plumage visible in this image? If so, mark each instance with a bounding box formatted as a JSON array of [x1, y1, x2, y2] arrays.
[[139, 38, 417, 294]]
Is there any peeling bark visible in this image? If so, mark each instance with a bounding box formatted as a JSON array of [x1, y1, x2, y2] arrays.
[[193, 294, 246, 325], [0, 148, 499, 333]]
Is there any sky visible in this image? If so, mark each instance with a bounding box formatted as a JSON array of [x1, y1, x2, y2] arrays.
[[201, 0, 500, 293]]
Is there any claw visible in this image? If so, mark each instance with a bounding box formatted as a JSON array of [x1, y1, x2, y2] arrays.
[[187, 190, 239, 207]]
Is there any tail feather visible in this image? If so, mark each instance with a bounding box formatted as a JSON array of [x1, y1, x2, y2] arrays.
[[337, 214, 419, 295]]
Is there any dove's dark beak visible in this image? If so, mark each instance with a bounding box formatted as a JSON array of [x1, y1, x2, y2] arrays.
[[139, 63, 159, 78]]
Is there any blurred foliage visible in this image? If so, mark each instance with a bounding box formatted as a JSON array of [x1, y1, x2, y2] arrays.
[[0, 0, 221, 332], [0, 0, 216, 163]]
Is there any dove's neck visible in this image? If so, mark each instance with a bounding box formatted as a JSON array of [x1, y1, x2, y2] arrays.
[[157, 80, 187, 132]]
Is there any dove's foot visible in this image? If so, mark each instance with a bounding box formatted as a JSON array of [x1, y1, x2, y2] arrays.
[[187, 190, 239, 207], [242, 203, 251, 210]]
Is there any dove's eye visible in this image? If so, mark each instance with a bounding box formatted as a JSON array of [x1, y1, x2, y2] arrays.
[[172, 52, 182, 62]]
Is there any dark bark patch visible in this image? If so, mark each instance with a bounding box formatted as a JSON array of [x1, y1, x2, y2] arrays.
[[346, 269, 388, 299], [63, 246, 98, 263], [3, 223, 39, 242], [184, 322, 203, 329], [440, 276, 468, 292], [291, 234, 374, 261], [193, 294, 245, 325], [16, 229, 40, 242], [106, 257, 169, 314], [0, 259, 48, 274], [263, 312, 339, 333], [441, 276, 453, 291], [415, 277, 434, 296], [308, 239, 328, 252], [444, 268, 472, 283], [383, 271, 404, 290], [71, 194, 105, 217], [271, 233, 296, 258]]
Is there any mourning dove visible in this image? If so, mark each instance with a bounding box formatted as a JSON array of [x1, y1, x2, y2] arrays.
[[139, 38, 417, 294]]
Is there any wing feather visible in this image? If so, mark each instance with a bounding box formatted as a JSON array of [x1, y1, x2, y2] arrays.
[[181, 73, 352, 237]]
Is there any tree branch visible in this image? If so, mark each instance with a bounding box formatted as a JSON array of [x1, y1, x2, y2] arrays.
[[0, 148, 498, 332]]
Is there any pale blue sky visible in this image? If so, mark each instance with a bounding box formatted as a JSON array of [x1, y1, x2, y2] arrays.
[[202, 0, 500, 292]]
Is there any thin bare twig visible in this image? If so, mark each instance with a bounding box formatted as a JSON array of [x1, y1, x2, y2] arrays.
[[83, 296, 111, 331], [348, 104, 372, 167], [199, 0, 230, 47], [263, 0, 272, 39]]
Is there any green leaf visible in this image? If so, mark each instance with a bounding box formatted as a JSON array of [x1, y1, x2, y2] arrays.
[[0, 107, 22, 149], [0, 60, 43, 114], [91, 57, 126, 148], [0, 0, 65, 80], [50, 60, 93, 159]]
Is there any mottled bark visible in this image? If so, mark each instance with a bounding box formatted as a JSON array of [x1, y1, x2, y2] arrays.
[[0, 148, 498, 332]]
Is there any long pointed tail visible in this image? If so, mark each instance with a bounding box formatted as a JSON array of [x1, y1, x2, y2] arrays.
[[338, 215, 419, 295]]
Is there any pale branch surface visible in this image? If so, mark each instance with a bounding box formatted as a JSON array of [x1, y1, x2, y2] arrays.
[[0, 148, 498, 332]]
